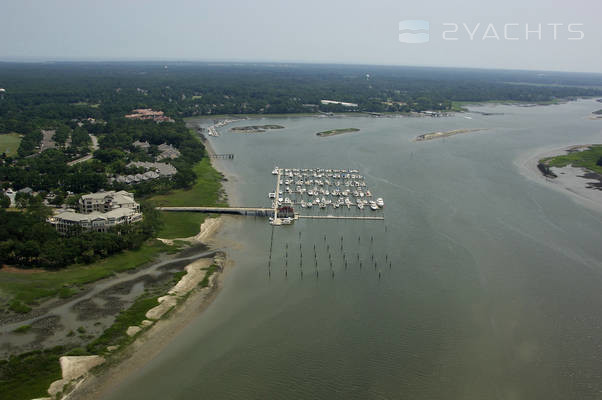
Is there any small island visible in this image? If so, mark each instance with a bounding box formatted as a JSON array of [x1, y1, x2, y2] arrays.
[[415, 128, 485, 141], [316, 128, 360, 137], [538, 145, 602, 180], [533, 145, 602, 209], [591, 109, 602, 120], [231, 124, 284, 133]]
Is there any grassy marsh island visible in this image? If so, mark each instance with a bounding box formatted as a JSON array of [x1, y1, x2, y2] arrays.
[[538, 145, 602, 178], [316, 128, 360, 137], [230, 124, 284, 133], [415, 128, 485, 141]]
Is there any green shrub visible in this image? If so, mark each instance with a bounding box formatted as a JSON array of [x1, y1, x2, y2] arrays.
[[9, 300, 31, 314], [13, 325, 31, 334]]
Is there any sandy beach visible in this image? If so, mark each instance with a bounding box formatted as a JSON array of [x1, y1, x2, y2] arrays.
[[515, 145, 602, 214], [414, 128, 486, 141]]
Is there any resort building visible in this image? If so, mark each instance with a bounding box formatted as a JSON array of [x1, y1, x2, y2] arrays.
[[125, 108, 174, 123], [50, 208, 142, 234], [48, 190, 142, 234], [132, 140, 181, 160], [156, 143, 181, 160], [133, 140, 151, 150], [320, 100, 359, 108], [78, 190, 140, 214], [113, 162, 177, 185]]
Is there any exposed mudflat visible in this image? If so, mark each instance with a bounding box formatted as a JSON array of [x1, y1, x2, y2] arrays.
[[0, 245, 220, 358]]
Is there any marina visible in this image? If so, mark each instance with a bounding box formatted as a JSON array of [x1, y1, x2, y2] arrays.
[[158, 167, 385, 226], [206, 118, 241, 137], [268, 167, 385, 223]]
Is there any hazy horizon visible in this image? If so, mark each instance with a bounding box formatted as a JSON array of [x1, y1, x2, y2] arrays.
[[1, 0, 601, 74]]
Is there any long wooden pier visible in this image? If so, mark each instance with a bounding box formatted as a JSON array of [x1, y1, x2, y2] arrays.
[[156, 207, 384, 221], [156, 206, 272, 216], [208, 154, 234, 159]]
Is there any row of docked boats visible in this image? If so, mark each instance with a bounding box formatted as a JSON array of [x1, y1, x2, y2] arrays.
[[206, 119, 240, 137], [270, 166, 384, 211]]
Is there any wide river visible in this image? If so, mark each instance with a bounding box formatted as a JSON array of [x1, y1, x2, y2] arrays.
[[106, 100, 602, 399]]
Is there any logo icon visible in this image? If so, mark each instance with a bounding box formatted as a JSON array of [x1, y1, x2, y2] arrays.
[[399, 20, 430, 44]]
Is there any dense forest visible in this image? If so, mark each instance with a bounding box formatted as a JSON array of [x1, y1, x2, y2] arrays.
[[0, 62, 601, 130]]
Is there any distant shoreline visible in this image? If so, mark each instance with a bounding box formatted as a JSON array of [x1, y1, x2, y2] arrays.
[[183, 97, 592, 122]]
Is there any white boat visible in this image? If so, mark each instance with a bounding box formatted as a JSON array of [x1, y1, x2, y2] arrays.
[[370, 202, 379, 211], [281, 218, 293, 225], [357, 203, 364, 210], [376, 198, 384, 207], [268, 192, 276, 199], [272, 167, 279, 175]]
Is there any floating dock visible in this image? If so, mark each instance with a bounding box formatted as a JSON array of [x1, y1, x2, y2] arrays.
[[298, 215, 384, 220]]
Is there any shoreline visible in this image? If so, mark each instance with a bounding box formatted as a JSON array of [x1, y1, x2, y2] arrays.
[[515, 144, 602, 214], [66, 235, 232, 400], [65, 145, 234, 399], [182, 97, 592, 122]]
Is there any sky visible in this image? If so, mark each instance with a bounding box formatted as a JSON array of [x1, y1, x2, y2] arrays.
[[1, 0, 601, 73]]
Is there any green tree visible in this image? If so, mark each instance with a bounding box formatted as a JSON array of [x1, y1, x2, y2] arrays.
[[0, 194, 10, 208]]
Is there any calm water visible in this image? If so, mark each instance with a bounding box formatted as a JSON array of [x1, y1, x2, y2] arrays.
[[106, 100, 602, 400]]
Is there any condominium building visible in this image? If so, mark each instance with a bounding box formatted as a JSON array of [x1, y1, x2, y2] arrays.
[[79, 190, 140, 214], [49, 190, 142, 234]]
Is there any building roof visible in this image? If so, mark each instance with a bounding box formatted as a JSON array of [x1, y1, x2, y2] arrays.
[[127, 161, 177, 176], [53, 208, 138, 223], [81, 190, 135, 204], [133, 140, 151, 149], [156, 143, 181, 160]]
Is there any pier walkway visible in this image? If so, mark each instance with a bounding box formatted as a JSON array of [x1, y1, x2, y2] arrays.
[[208, 153, 234, 159], [156, 207, 383, 221], [156, 206, 272, 216]]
